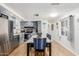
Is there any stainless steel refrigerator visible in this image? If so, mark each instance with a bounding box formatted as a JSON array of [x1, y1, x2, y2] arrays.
[[0, 17, 14, 56]]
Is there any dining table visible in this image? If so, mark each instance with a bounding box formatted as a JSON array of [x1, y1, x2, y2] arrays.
[[26, 35, 52, 56]]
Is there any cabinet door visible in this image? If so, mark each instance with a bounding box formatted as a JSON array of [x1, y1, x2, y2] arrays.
[[8, 21, 14, 49]]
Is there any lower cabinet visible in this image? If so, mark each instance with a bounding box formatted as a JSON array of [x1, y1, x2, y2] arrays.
[[13, 35, 19, 48], [0, 35, 19, 56]]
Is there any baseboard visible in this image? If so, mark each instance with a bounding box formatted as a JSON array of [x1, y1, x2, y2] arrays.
[[54, 39, 78, 56]]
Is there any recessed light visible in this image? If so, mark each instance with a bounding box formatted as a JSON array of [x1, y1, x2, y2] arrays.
[[50, 13, 58, 17]]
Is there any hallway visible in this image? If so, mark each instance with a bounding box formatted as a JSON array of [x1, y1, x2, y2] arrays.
[[9, 40, 74, 56]]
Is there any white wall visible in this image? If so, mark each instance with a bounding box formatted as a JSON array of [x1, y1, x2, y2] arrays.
[[57, 8, 79, 54], [48, 22, 59, 41], [41, 20, 48, 37], [58, 20, 74, 50], [48, 23, 51, 34]]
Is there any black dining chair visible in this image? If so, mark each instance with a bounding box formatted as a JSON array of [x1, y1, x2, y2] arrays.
[[47, 33, 51, 40], [33, 38, 46, 56]]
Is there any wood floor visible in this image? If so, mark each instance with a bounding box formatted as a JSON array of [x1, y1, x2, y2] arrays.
[[51, 41, 75, 56], [9, 40, 75, 56]]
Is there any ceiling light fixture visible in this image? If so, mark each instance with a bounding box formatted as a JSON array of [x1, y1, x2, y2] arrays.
[[50, 13, 58, 17]]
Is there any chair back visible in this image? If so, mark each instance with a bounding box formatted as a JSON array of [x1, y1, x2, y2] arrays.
[[47, 33, 51, 40], [33, 38, 46, 50]]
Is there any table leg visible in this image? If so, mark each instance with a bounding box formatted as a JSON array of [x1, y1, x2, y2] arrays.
[[27, 43, 29, 56], [49, 43, 51, 56]]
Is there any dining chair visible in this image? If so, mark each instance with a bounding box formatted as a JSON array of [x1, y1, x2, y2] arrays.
[[33, 38, 46, 56]]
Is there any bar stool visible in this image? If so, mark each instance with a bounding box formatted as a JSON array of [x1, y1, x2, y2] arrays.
[[33, 38, 46, 56]]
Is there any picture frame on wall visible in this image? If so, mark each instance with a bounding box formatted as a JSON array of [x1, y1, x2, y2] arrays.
[[65, 20, 68, 28], [61, 21, 64, 35], [61, 28, 64, 35], [61, 21, 64, 27], [60, 15, 70, 37], [51, 24, 54, 31], [56, 22, 58, 29], [65, 31, 68, 36]]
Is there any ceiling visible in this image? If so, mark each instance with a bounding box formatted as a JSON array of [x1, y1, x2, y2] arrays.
[[4, 3, 79, 22]]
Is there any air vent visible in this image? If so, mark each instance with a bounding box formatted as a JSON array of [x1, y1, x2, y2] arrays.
[[51, 3, 60, 6], [34, 13, 39, 17]]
